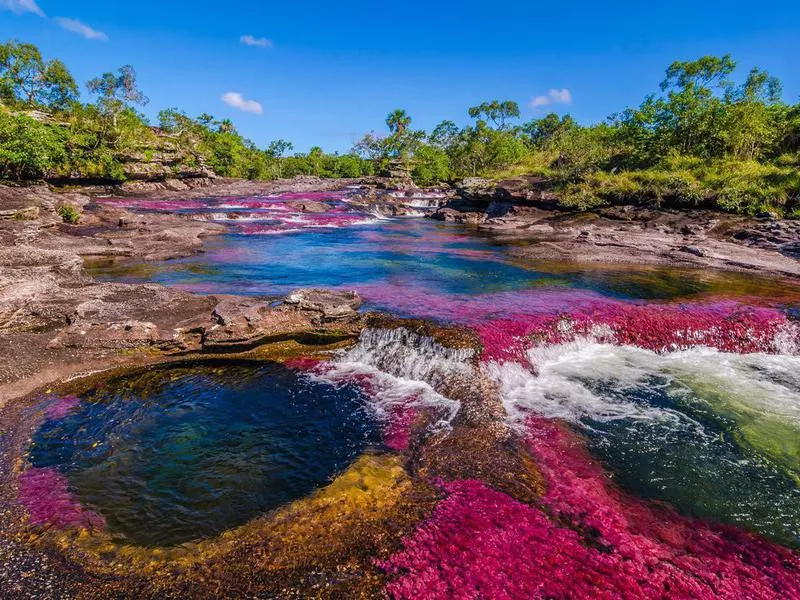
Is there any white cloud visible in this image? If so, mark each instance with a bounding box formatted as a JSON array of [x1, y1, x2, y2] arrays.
[[54, 17, 108, 40], [0, 0, 45, 17], [240, 35, 273, 48], [529, 88, 573, 109], [221, 92, 263, 115]]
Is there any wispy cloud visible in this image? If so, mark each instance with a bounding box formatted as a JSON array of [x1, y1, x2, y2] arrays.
[[240, 35, 273, 48], [529, 88, 573, 109], [0, 0, 45, 17], [221, 92, 263, 115], [54, 17, 108, 41]]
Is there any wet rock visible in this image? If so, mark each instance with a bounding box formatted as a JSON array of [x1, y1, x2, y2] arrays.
[[284, 288, 363, 320]]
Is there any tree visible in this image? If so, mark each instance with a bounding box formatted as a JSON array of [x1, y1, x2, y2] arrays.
[[0, 112, 66, 179], [721, 68, 784, 159], [265, 139, 293, 158], [429, 120, 460, 149], [522, 113, 577, 148], [197, 113, 215, 127], [0, 41, 78, 109], [353, 132, 387, 161], [217, 118, 236, 134], [386, 109, 411, 134], [86, 65, 149, 129], [468, 100, 520, 130], [654, 55, 737, 157]]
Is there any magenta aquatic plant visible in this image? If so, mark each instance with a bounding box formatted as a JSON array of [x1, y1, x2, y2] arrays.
[[18, 468, 105, 530], [378, 418, 800, 599], [45, 394, 81, 420], [476, 300, 798, 362], [383, 405, 418, 452]]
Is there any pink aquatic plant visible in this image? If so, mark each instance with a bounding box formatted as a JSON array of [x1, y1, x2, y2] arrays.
[[45, 394, 81, 420], [383, 405, 418, 452], [18, 468, 105, 530], [378, 418, 800, 599], [476, 300, 798, 362], [96, 198, 211, 211]]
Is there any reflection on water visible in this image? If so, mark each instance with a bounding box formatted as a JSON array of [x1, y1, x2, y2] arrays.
[[86, 218, 800, 313]]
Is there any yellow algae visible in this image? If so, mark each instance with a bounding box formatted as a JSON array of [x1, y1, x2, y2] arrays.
[[36, 454, 437, 598]]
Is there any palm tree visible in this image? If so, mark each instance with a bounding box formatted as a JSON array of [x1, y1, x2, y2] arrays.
[[386, 109, 411, 135]]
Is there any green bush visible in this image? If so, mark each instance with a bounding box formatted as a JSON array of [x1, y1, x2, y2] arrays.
[[0, 112, 66, 179], [412, 144, 450, 185], [57, 203, 80, 224]]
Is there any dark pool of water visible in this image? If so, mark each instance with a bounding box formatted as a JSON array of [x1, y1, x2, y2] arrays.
[[28, 362, 380, 547]]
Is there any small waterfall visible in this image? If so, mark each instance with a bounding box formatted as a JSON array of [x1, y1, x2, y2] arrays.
[[345, 327, 475, 389], [313, 327, 470, 426]]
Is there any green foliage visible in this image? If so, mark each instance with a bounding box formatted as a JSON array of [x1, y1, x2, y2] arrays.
[[521, 113, 577, 149], [412, 144, 450, 186], [0, 41, 78, 110], [57, 203, 80, 224], [0, 111, 66, 179], [86, 65, 149, 130], [468, 100, 520, 130]]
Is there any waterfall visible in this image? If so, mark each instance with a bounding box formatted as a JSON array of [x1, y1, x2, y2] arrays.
[[312, 327, 470, 426]]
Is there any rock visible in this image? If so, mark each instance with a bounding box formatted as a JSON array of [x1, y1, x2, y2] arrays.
[[202, 297, 313, 350], [432, 207, 487, 225], [495, 176, 554, 204], [47, 319, 164, 350], [285, 200, 330, 213], [455, 178, 496, 201], [284, 288, 363, 320]]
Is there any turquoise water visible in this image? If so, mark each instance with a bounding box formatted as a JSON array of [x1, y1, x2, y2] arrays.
[[87, 218, 800, 311]]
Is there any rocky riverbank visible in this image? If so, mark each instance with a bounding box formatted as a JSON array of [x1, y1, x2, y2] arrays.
[[431, 176, 800, 278], [2, 174, 799, 407]]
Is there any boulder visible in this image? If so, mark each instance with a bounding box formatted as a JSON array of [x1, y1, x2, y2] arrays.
[[284, 288, 363, 320], [432, 207, 487, 225], [202, 297, 312, 350], [455, 178, 496, 201]]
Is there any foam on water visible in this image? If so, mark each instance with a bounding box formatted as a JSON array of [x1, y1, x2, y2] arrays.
[[491, 341, 800, 430], [308, 328, 464, 429], [487, 341, 800, 545]]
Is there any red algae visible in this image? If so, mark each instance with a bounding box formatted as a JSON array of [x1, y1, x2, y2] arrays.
[[476, 301, 798, 362], [379, 418, 800, 599], [44, 394, 81, 420], [18, 468, 105, 530], [383, 405, 419, 452]]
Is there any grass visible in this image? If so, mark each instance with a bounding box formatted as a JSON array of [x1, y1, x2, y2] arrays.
[[550, 155, 800, 215]]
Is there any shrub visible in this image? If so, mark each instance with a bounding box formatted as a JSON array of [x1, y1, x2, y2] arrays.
[[0, 112, 66, 179], [412, 144, 450, 185], [57, 203, 80, 224]]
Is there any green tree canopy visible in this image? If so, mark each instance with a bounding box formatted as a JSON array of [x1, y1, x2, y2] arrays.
[[87, 65, 149, 129], [0, 41, 78, 109], [468, 100, 520, 129]]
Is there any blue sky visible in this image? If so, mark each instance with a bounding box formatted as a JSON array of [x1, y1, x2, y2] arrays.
[[2, 0, 798, 152]]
